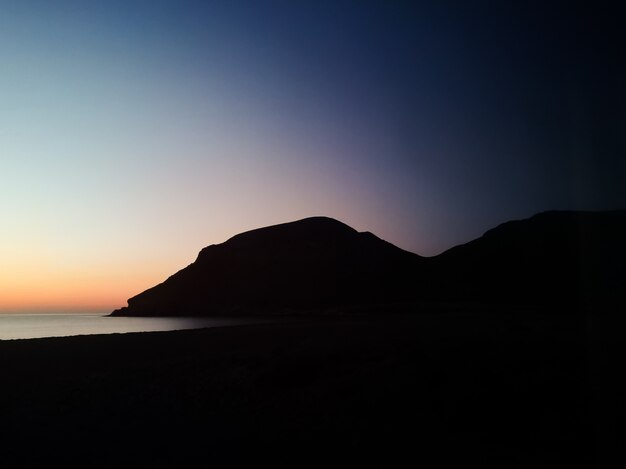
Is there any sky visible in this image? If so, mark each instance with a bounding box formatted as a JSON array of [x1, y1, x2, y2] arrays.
[[1, 0, 624, 312]]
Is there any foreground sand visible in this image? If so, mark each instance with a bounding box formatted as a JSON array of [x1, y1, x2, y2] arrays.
[[0, 311, 616, 467]]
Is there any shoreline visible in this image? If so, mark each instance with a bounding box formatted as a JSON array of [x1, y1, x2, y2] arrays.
[[0, 314, 279, 342]]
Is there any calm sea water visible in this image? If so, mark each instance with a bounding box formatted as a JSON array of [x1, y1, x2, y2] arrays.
[[0, 314, 250, 340]]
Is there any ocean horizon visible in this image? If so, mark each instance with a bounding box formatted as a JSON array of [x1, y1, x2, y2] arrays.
[[0, 313, 250, 341]]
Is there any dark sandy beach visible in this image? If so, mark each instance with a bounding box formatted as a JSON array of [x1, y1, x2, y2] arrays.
[[0, 310, 616, 468]]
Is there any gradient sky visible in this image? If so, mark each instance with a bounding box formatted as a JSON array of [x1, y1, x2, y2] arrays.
[[1, 0, 624, 312]]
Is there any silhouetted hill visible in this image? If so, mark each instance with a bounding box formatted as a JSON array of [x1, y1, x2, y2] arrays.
[[112, 211, 626, 316], [430, 210, 626, 308], [112, 217, 423, 316]]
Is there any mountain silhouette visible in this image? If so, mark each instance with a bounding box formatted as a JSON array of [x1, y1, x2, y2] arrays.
[[112, 217, 423, 316], [430, 210, 626, 308], [112, 210, 626, 316]]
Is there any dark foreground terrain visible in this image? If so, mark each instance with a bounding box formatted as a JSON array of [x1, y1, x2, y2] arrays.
[[0, 310, 620, 468]]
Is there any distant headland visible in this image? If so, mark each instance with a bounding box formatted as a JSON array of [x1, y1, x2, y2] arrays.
[[111, 210, 626, 317]]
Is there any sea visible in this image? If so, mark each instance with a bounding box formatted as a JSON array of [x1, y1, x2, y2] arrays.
[[0, 313, 250, 341]]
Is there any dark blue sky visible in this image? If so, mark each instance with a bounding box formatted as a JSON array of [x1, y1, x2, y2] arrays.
[[1, 0, 624, 309], [147, 0, 626, 226]]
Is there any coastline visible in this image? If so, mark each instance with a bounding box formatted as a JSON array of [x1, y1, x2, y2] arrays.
[[0, 313, 270, 341], [0, 312, 608, 467]]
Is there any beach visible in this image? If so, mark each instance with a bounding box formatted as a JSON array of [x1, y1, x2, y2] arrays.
[[0, 311, 609, 468]]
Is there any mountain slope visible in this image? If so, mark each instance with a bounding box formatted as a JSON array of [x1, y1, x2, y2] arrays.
[[112, 210, 626, 316], [112, 217, 423, 316], [430, 210, 626, 307]]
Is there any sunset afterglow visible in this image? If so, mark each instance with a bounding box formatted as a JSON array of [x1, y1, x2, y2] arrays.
[[1, 1, 623, 311]]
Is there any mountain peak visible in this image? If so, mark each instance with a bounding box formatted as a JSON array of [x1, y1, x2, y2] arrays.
[[195, 217, 360, 263], [224, 216, 357, 243], [113, 216, 421, 317]]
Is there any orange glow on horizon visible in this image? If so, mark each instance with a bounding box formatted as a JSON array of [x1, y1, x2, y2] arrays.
[[0, 266, 170, 312]]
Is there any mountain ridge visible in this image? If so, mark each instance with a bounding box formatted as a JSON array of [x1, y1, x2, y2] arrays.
[[112, 210, 626, 316]]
